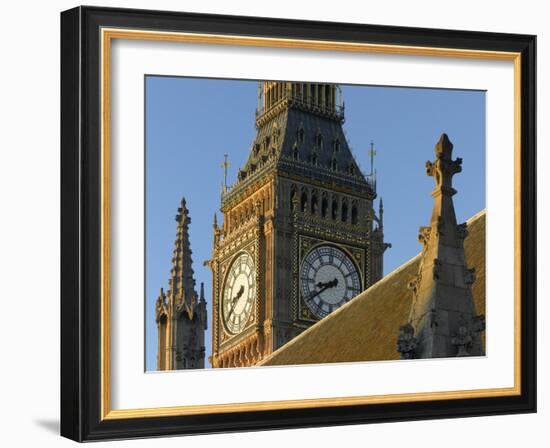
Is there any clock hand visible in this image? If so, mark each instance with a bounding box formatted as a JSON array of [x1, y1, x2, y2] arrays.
[[307, 278, 339, 302], [306, 285, 329, 302], [233, 285, 245, 301], [315, 278, 338, 289], [226, 285, 245, 320]]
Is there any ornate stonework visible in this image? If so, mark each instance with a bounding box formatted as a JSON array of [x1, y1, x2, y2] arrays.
[[156, 198, 207, 370], [397, 134, 485, 359], [209, 82, 389, 368]]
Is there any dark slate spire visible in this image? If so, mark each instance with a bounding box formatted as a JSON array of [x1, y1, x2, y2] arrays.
[[397, 134, 485, 359], [221, 82, 375, 209]]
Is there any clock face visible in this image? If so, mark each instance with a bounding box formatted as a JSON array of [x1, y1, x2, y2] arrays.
[[222, 252, 256, 334], [300, 245, 362, 319]]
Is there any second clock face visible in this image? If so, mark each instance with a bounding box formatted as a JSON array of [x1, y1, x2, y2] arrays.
[[222, 252, 256, 334], [300, 245, 362, 319]]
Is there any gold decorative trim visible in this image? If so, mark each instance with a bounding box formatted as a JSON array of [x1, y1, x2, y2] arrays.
[[514, 55, 522, 389], [100, 29, 111, 421], [100, 27, 522, 421], [102, 28, 519, 60], [104, 386, 519, 420]]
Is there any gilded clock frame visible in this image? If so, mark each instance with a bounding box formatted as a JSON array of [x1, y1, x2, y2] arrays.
[[296, 235, 366, 323], [218, 246, 259, 344]]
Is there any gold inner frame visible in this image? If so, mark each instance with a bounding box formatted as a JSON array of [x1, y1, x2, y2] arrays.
[[100, 27, 522, 420]]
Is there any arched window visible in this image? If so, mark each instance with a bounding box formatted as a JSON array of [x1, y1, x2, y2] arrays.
[[297, 127, 305, 143], [316, 133, 323, 149], [301, 191, 308, 212], [331, 199, 338, 220], [351, 204, 358, 225], [293, 144, 299, 160], [311, 152, 318, 166], [331, 157, 337, 171], [341, 201, 348, 222], [321, 196, 328, 218], [290, 189, 298, 211], [333, 138, 340, 152], [311, 193, 318, 214]]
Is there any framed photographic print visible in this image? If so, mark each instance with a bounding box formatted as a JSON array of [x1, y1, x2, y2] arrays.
[[60, 6, 536, 442]]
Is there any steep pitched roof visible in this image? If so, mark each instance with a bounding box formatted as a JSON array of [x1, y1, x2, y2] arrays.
[[259, 210, 486, 366]]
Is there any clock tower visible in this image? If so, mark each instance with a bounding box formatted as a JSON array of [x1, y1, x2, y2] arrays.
[[209, 82, 389, 368]]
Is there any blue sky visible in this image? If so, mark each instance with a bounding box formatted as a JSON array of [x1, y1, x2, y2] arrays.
[[145, 77, 485, 371]]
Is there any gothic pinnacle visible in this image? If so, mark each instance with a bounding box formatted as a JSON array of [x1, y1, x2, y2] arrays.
[[397, 133, 484, 359], [156, 198, 207, 370], [176, 196, 191, 224], [200, 282, 206, 303], [170, 197, 196, 305]]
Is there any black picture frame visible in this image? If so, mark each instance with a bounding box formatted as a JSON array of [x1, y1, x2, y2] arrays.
[[61, 5, 536, 442]]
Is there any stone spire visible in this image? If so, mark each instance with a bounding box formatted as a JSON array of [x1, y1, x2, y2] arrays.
[[169, 197, 196, 315], [156, 198, 207, 370], [397, 134, 485, 359]]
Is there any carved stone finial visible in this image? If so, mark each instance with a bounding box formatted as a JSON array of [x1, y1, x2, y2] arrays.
[[418, 226, 431, 246], [397, 324, 417, 359], [426, 133, 463, 196], [408, 275, 420, 295], [452, 325, 473, 356], [155, 288, 168, 322], [456, 222, 469, 239], [399, 134, 484, 359], [176, 196, 190, 224]]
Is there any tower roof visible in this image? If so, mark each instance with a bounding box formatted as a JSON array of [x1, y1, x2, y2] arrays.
[[221, 82, 375, 209]]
